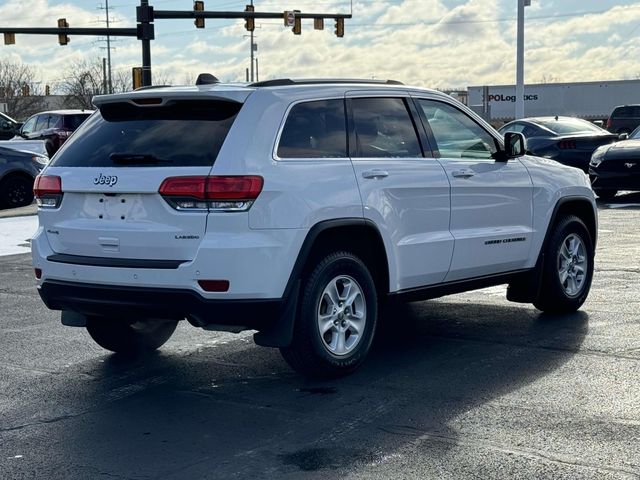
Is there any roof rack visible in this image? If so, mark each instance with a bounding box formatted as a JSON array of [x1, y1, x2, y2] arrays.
[[134, 85, 171, 91], [249, 78, 404, 87]]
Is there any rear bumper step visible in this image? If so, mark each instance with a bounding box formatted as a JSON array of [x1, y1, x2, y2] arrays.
[[38, 280, 282, 331]]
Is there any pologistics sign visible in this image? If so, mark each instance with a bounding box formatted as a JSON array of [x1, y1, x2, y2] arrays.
[[486, 94, 539, 102]]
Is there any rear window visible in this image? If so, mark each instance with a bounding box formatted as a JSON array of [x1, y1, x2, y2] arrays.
[[51, 100, 242, 167], [62, 114, 91, 130], [534, 118, 605, 135]]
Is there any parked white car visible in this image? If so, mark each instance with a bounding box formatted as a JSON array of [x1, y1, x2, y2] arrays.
[[32, 77, 597, 377]]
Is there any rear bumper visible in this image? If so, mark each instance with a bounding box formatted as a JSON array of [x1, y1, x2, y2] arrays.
[[38, 280, 283, 331]]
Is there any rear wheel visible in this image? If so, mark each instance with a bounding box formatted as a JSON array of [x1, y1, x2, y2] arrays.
[[593, 189, 618, 200], [0, 174, 33, 209], [86, 317, 178, 354], [533, 215, 594, 313], [280, 251, 378, 378]]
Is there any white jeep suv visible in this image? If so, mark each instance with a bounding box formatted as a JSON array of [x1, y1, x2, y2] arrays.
[[32, 77, 597, 377]]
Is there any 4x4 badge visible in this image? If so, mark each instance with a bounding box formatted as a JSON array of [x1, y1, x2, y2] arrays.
[[94, 173, 118, 186]]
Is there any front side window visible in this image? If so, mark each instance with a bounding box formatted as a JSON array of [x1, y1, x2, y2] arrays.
[[277, 99, 346, 158], [34, 115, 49, 132], [418, 100, 497, 160], [21, 116, 37, 135], [351, 97, 422, 158]]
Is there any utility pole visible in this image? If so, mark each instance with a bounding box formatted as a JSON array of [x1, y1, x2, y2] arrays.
[[515, 0, 530, 119], [102, 57, 107, 94], [105, 0, 113, 93], [98, 1, 115, 93], [250, 1, 255, 82]]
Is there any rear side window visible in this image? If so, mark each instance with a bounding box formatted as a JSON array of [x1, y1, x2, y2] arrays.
[[277, 100, 346, 158], [62, 114, 91, 130], [351, 97, 422, 158], [51, 100, 242, 167]]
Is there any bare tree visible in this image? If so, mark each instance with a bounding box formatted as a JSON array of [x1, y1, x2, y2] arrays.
[[58, 58, 107, 109], [0, 58, 46, 120]]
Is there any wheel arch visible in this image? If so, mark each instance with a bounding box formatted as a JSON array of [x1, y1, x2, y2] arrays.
[[253, 218, 390, 348], [546, 196, 598, 251]]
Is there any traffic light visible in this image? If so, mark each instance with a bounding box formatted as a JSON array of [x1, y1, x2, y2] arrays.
[[314, 18, 324, 30], [45, 85, 50, 96], [245, 4, 254, 32], [3, 33, 15, 45], [292, 10, 301, 35], [58, 18, 69, 45], [334, 18, 344, 37], [132, 67, 143, 90], [194, 1, 205, 28]]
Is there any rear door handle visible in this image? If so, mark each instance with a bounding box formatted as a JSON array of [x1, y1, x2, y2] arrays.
[[452, 169, 475, 179], [362, 169, 389, 179]]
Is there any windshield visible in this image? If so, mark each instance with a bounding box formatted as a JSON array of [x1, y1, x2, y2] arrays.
[[630, 126, 640, 139], [534, 118, 606, 135], [51, 100, 242, 167]]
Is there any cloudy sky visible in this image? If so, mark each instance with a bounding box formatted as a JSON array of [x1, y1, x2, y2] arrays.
[[0, 0, 639, 90]]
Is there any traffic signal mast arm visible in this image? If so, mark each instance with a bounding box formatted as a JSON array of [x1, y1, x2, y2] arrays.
[[153, 10, 351, 21]]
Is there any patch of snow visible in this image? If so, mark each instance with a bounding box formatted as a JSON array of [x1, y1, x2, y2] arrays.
[[0, 215, 38, 256]]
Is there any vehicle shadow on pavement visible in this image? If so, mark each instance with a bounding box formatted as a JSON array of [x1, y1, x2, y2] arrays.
[[43, 300, 588, 479]]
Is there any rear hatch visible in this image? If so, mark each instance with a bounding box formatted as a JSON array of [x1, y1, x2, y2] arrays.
[[39, 94, 246, 263]]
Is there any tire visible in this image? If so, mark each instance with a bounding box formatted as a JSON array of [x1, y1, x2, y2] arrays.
[[280, 251, 378, 378], [533, 215, 594, 313], [86, 316, 178, 355], [594, 189, 618, 201], [0, 174, 34, 209]]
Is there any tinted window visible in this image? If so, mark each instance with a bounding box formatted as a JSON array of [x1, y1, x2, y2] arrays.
[[499, 122, 526, 134], [277, 100, 346, 158], [63, 114, 91, 130], [51, 100, 242, 167], [534, 118, 605, 135], [419, 100, 497, 159], [351, 97, 421, 158], [613, 106, 640, 118]]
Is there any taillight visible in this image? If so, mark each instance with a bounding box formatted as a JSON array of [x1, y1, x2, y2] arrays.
[[34, 175, 63, 208], [557, 140, 576, 150], [605, 118, 611, 130], [159, 175, 263, 212]]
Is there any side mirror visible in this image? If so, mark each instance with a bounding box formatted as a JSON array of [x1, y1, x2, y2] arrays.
[[619, 133, 629, 140], [504, 132, 526, 158]]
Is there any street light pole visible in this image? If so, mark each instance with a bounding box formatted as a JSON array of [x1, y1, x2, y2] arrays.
[[515, 0, 530, 119]]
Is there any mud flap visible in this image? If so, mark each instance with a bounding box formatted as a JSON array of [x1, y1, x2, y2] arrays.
[[253, 280, 300, 348], [61, 310, 87, 327], [507, 253, 545, 303]]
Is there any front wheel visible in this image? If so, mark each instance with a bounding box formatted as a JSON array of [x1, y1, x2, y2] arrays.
[[533, 215, 594, 313], [86, 317, 178, 354], [280, 251, 378, 378]]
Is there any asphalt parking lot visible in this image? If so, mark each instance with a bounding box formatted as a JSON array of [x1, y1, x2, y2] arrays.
[[0, 195, 639, 479]]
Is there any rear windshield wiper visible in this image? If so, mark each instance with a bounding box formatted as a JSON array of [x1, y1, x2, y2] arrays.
[[110, 153, 172, 165]]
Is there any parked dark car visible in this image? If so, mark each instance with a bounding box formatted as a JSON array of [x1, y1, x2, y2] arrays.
[[589, 125, 640, 200], [0, 146, 48, 208], [17, 110, 93, 155], [498, 116, 618, 172], [0, 111, 21, 140], [606, 105, 640, 135]]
